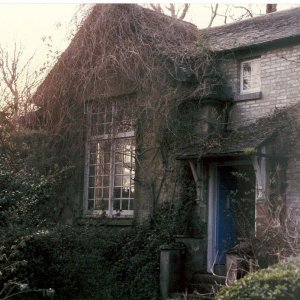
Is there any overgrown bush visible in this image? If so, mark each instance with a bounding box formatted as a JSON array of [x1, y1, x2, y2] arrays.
[[0, 119, 186, 299], [0, 202, 180, 300], [0, 235, 55, 300], [0, 154, 71, 228], [216, 257, 300, 300], [0, 125, 76, 299]]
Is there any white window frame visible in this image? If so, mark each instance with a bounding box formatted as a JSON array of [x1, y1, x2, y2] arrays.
[[83, 100, 135, 218], [240, 58, 261, 94]]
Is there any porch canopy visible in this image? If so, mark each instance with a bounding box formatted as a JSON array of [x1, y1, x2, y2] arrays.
[[176, 109, 288, 160], [177, 127, 276, 160], [176, 106, 291, 236]]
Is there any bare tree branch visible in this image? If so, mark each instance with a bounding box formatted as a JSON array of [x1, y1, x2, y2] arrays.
[[149, 4, 163, 14], [148, 3, 190, 20], [178, 4, 190, 20], [0, 43, 38, 121], [165, 3, 176, 17], [207, 4, 219, 28], [232, 5, 254, 18]]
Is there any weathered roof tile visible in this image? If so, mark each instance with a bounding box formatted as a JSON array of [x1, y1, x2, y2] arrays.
[[202, 7, 300, 52]]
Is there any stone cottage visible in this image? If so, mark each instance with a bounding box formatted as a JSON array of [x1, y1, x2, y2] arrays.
[[177, 6, 300, 274], [34, 4, 300, 295]]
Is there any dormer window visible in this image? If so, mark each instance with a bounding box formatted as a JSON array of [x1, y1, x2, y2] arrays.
[[240, 58, 261, 94]]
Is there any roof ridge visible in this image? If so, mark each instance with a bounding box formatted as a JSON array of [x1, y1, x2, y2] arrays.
[[203, 6, 300, 33], [203, 6, 300, 52]]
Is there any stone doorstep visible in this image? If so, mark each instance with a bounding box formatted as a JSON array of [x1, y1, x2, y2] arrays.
[[171, 273, 225, 300], [188, 282, 221, 295], [192, 273, 226, 285], [167, 272, 226, 300], [169, 292, 214, 300]]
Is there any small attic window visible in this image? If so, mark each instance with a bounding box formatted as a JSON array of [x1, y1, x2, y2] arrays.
[[240, 58, 261, 94]]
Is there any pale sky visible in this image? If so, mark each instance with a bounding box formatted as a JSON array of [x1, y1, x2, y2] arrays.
[[0, 3, 299, 76], [0, 3, 81, 70]]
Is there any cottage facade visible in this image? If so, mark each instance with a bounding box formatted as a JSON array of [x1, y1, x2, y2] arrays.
[[34, 4, 300, 292], [187, 7, 300, 274]]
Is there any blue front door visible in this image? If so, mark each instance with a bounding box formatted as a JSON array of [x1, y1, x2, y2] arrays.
[[216, 166, 238, 264]]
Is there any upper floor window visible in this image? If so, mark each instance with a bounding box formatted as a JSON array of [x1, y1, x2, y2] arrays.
[[240, 58, 261, 94], [84, 100, 135, 218]]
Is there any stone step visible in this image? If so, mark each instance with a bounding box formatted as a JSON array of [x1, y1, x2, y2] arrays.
[[186, 273, 226, 298], [168, 274, 225, 300], [192, 273, 226, 285], [189, 281, 223, 295], [169, 292, 214, 300]]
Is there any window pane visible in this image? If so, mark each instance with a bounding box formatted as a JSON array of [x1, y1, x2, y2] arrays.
[[114, 187, 121, 198], [129, 199, 134, 210], [103, 176, 110, 187], [241, 59, 261, 92], [100, 200, 109, 210], [115, 164, 122, 175], [123, 176, 130, 189], [87, 101, 135, 213], [103, 188, 109, 198], [104, 164, 110, 174], [242, 62, 251, 77], [105, 123, 112, 135], [113, 199, 120, 210], [88, 188, 94, 199], [130, 187, 135, 198], [251, 60, 260, 75], [88, 200, 94, 210], [122, 187, 130, 198], [89, 165, 95, 176], [89, 153, 96, 164], [89, 177, 95, 187], [97, 124, 104, 136], [115, 105, 134, 133], [114, 175, 122, 187], [106, 107, 112, 122], [243, 78, 250, 90], [121, 200, 129, 210], [97, 112, 105, 124], [95, 199, 109, 210], [94, 188, 102, 199]]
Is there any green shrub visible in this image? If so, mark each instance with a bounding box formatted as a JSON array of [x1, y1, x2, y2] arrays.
[[0, 154, 72, 228], [0, 124, 180, 300], [0, 233, 55, 300], [1, 202, 178, 300], [0, 123, 187, 299], [216, 257, 300, 300]]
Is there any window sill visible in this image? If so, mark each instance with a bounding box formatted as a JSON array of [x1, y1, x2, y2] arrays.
[[83, 215, 134, 226], [234, 91, 262, 102]]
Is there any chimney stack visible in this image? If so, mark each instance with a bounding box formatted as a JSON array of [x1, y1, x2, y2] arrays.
[[266, 4, 277, 14]]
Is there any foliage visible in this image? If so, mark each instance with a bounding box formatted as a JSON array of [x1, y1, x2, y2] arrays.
[[0, 235, 55, 300], [0, 125, 75, 299], [0, 202, 182, 300], [0, 152, 72, 228], [217, 257, 300, 300]]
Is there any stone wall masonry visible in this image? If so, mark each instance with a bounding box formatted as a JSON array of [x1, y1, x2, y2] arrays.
[[221, 44, 300, 129], [285, 138, 300, 233], [220, 43, 300, 235]]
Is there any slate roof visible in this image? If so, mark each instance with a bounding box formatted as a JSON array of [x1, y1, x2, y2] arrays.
[[176, 106, 293, 160], [202, 7, 300, 52], [177, 128, 276, 160]]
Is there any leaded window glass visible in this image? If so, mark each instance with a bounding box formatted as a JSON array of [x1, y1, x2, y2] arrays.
[[84, 100, 135, 217]]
